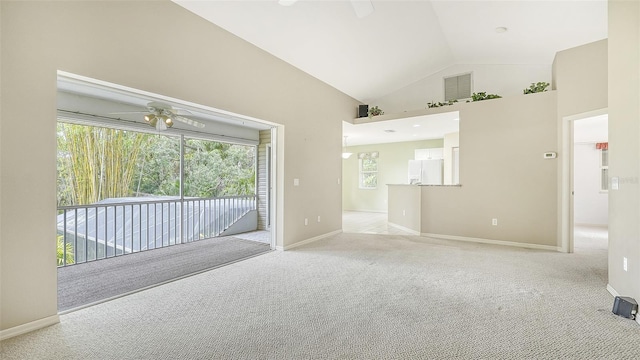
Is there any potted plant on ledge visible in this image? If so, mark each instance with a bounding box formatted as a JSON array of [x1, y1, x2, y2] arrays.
[[368, 106, 384, 117], [523, 82, 550, 94]]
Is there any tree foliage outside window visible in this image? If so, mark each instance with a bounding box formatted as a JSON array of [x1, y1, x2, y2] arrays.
[[359, 152, 379, 189], [183, 139, 256, 198], [57, 122, 256, 206]]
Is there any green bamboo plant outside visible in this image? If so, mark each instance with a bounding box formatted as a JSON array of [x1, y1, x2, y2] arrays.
[[57, 234, 74, 266], [58, 124, 149, 205]]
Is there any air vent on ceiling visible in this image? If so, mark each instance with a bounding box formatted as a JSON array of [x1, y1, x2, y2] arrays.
[[384, 129, 396, 133], [444, 73, 472, 101]]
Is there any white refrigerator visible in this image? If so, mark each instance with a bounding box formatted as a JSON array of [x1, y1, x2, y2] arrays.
[[408, 159, 443, 185]]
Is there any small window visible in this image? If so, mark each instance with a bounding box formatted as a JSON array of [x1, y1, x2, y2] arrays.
[[359, 152, 378, 189], [444, 73, 472, 101], [600, 148, 608, 191]]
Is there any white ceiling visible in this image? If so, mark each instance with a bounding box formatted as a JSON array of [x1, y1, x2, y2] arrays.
[[174, 0, 607, 146], [174, 0, 608, 103]]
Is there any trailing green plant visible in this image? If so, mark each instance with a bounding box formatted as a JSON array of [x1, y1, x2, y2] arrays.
[[427, 99, 458, 108], [368, 106, 384, 117], [57, 234, 74, 266], [523, 82, 550, 94], [468, 92, 502, 102]]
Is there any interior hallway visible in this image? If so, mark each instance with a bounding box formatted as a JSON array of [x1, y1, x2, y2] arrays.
[[574, 225, 608, 252]]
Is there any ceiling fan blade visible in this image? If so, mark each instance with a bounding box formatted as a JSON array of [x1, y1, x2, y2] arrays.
[[109, 111, 148, 115], [351, 0, 374, 19], [171, 107, 194, 116], [174, 115, 205, 128]]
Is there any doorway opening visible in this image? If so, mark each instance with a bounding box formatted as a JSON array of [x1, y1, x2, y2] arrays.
[[572, 114, 609, 252], [561, 108, 608, 253]]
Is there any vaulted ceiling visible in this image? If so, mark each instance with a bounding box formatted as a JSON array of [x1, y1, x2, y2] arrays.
[[174, 0, 608, 103]]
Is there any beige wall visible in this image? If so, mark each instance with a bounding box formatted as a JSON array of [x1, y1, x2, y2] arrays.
[[0, 1, 358, 333], [421, 92, 559, 247], [608, 0, 640, 300], [387, 185, 421, 233], [371, 63, 551, 114], [342, 139, 443, 212], [0, 0, 3, 333], [553, 40, 608, 118]]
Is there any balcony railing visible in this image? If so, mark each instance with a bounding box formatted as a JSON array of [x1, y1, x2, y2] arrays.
[[57, 195, 256, 267]]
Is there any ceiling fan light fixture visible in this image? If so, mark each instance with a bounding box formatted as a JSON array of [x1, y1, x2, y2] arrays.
[[155, 119, 167, 131], [136, 102, 205, 131], [145, 114, 159, 128]]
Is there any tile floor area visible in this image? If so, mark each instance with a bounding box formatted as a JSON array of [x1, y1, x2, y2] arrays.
[[342, 211, 413, 235]]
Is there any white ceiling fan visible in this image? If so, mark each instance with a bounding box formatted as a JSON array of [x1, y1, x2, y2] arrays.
[[112, 101, 205, 131], [279, 0, 374, 19]]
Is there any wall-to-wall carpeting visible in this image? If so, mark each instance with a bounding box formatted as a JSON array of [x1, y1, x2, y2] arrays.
[[3, 232, 639, 359]]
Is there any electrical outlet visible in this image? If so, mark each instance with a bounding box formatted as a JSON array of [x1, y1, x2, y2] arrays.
[[304, 218, 308, 226], [624, 257, 628, 272], [403, 210, 406, 216], [492, 218, 498, 226], [317, 216, 321, 223]]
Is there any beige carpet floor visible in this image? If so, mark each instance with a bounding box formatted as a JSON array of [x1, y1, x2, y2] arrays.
[[2, 231, 639, 359]]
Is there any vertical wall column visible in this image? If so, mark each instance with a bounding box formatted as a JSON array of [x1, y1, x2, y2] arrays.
[[257, 129, 271, 230], [607, 0, 640, 300]]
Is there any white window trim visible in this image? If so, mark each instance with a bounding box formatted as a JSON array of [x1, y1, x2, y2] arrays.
[[600, 148, 608, 193], [358, 152, 378, 190]]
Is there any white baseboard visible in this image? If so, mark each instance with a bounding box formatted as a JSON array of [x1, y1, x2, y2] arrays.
[[421, 233, 561, 252], [283, 230, 342, 251], [387, 222, 420, 236], [0, 314, 60, 341]]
